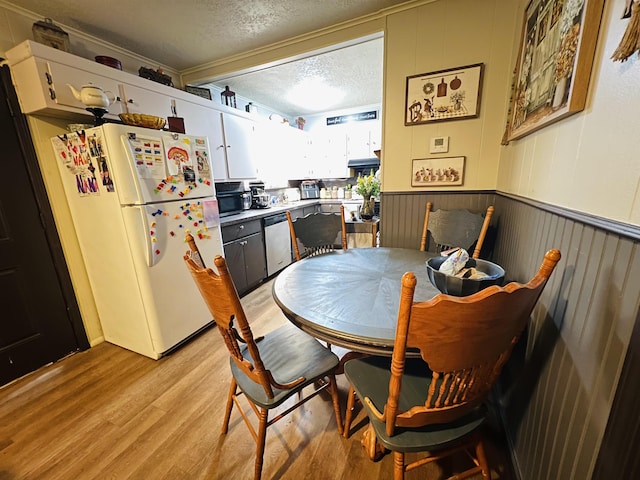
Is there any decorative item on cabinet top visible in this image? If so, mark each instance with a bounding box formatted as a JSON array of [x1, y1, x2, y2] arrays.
[[32, 18, 70, 52], [185, 85, 213, 100], [139, 67, 173, 86], [119, 113, 166, 130], [95, 56, 122, 70]]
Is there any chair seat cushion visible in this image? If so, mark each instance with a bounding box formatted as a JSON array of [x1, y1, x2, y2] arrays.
[[231, 323, 340, 409], [344, 356, 486, 453]]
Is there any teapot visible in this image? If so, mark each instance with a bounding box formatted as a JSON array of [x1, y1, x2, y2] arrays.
[[67, 83, 117, 109]]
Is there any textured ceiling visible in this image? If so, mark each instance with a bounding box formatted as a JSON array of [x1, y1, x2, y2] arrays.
[[10, 0, 407, 116], [203, 38, 384, 117]]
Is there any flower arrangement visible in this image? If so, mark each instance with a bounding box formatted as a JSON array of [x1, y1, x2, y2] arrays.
[[554, 22, 580, 83], [560, 0, 585, 37], [355, 170, 380, 199], [450, 90, 466, 110]]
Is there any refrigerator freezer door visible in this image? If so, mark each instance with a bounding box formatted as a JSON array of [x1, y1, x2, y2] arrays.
[[120, 199, 223, 355], [98, 124, 216, 206]]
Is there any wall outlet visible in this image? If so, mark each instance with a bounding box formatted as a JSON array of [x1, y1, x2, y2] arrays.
[[430, 136, 449, 153]]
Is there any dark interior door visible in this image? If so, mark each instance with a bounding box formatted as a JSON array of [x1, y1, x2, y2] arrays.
[[0, 65, 88, 386]]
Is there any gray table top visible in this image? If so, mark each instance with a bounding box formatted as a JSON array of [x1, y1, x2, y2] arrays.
[[272, 247, 438, 355]]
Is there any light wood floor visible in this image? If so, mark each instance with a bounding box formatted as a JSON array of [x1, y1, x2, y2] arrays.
[[0, 278, 514, 480]]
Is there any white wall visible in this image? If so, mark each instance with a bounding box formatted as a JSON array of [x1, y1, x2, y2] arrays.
[[499, 0, 640, 227]]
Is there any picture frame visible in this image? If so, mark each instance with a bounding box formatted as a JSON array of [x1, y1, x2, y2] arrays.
[[411, 156, 465, 187], [506, 0, 605, 141], [405, 63, 483, 126], [185, 85, 213, 100]]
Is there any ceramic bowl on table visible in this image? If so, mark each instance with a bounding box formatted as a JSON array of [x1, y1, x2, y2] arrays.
[[426, 257, 505, 297]]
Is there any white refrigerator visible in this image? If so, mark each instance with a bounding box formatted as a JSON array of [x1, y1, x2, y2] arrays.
[[51, 123, 223, 359]]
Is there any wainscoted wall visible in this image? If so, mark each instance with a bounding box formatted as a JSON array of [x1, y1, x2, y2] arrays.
[[380, 191, 640, 480], [379, 191, 498, 252]]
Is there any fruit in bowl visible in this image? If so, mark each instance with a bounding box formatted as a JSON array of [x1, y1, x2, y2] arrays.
[[426, 257, 505, 297]]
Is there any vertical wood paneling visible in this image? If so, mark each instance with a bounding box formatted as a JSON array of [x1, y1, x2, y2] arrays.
[[380, 192, 497, 251], [380, 192, 640, 480], [593, 304, 640, 479]]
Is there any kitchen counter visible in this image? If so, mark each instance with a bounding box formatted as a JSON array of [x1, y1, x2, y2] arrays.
[[219, 199, 366, 226]]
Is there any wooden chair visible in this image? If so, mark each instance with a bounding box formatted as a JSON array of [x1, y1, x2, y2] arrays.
[[185, 231, 206, 268], [183, 234, 343, 480], [343, 249, 561, 480], [420, 202, 494, 259], [286, 205, 347, 261]]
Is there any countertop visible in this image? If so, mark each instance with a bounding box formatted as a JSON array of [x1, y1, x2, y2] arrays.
[[219, 198, 369, 226]]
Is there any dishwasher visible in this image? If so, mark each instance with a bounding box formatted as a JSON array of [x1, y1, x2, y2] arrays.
[[263, 212, 293, 277]]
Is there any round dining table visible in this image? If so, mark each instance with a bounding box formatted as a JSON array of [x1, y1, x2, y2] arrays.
[[272, 247, 439, 356]]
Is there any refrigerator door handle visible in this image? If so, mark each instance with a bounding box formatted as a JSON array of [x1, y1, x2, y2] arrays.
[[135, 206, 156, 268]]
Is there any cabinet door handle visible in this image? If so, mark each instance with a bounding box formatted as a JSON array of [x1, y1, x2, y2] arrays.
[[240, 241, 247, 246], [217, 145, 224, 150], [238, 225, 245, 230], [45, 72, 52, 85], [49, 88, 56, 100]]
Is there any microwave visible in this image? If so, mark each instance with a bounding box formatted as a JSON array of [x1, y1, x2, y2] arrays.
[[215, 181, 251, 217]]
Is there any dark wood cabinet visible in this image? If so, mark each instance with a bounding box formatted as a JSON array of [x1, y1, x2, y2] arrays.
[[221, 220, 266, 295]]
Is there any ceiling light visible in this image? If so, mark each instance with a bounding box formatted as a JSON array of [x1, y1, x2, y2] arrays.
[[286, 78, 345, 111]]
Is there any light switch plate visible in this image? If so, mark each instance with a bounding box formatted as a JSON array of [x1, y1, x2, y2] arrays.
[[430, 136, 449, 153]]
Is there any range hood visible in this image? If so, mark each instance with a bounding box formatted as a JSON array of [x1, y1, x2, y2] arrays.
[[347, 158, 380, 169]]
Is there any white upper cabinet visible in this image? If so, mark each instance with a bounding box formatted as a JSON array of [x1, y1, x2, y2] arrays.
[[317, 129, 348, 178], [254, 121, 288, 188], [221, 113, 258, 179], [118, 83, 173, 119], [8, 55, 125, 117], [5, 40, 261, 183], [176, 104, 228, 182], [346, 121, 381, 160]]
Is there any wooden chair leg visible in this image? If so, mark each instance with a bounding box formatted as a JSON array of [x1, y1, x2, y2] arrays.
[[361, 423, 385, 460], [475, 438, 491, 480], [222, 378, 237, 434], [393, 451, 405, 480], [254, 408, 268, 480], [343, 386, 357, 438], [329, 375, 343, 435]]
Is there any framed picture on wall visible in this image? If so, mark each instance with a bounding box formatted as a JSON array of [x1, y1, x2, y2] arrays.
[[411, 156, 465, 187], [185, 85, 213, 100], [405, 64, 484, 126], [506, 0, 605, 142]]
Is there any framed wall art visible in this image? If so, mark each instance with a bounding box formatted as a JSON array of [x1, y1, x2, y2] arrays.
[[185, 85, 213, 100], [411, 156, 465, 187], [506, 0, 604, 141], [405, 63, 484, 126]]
